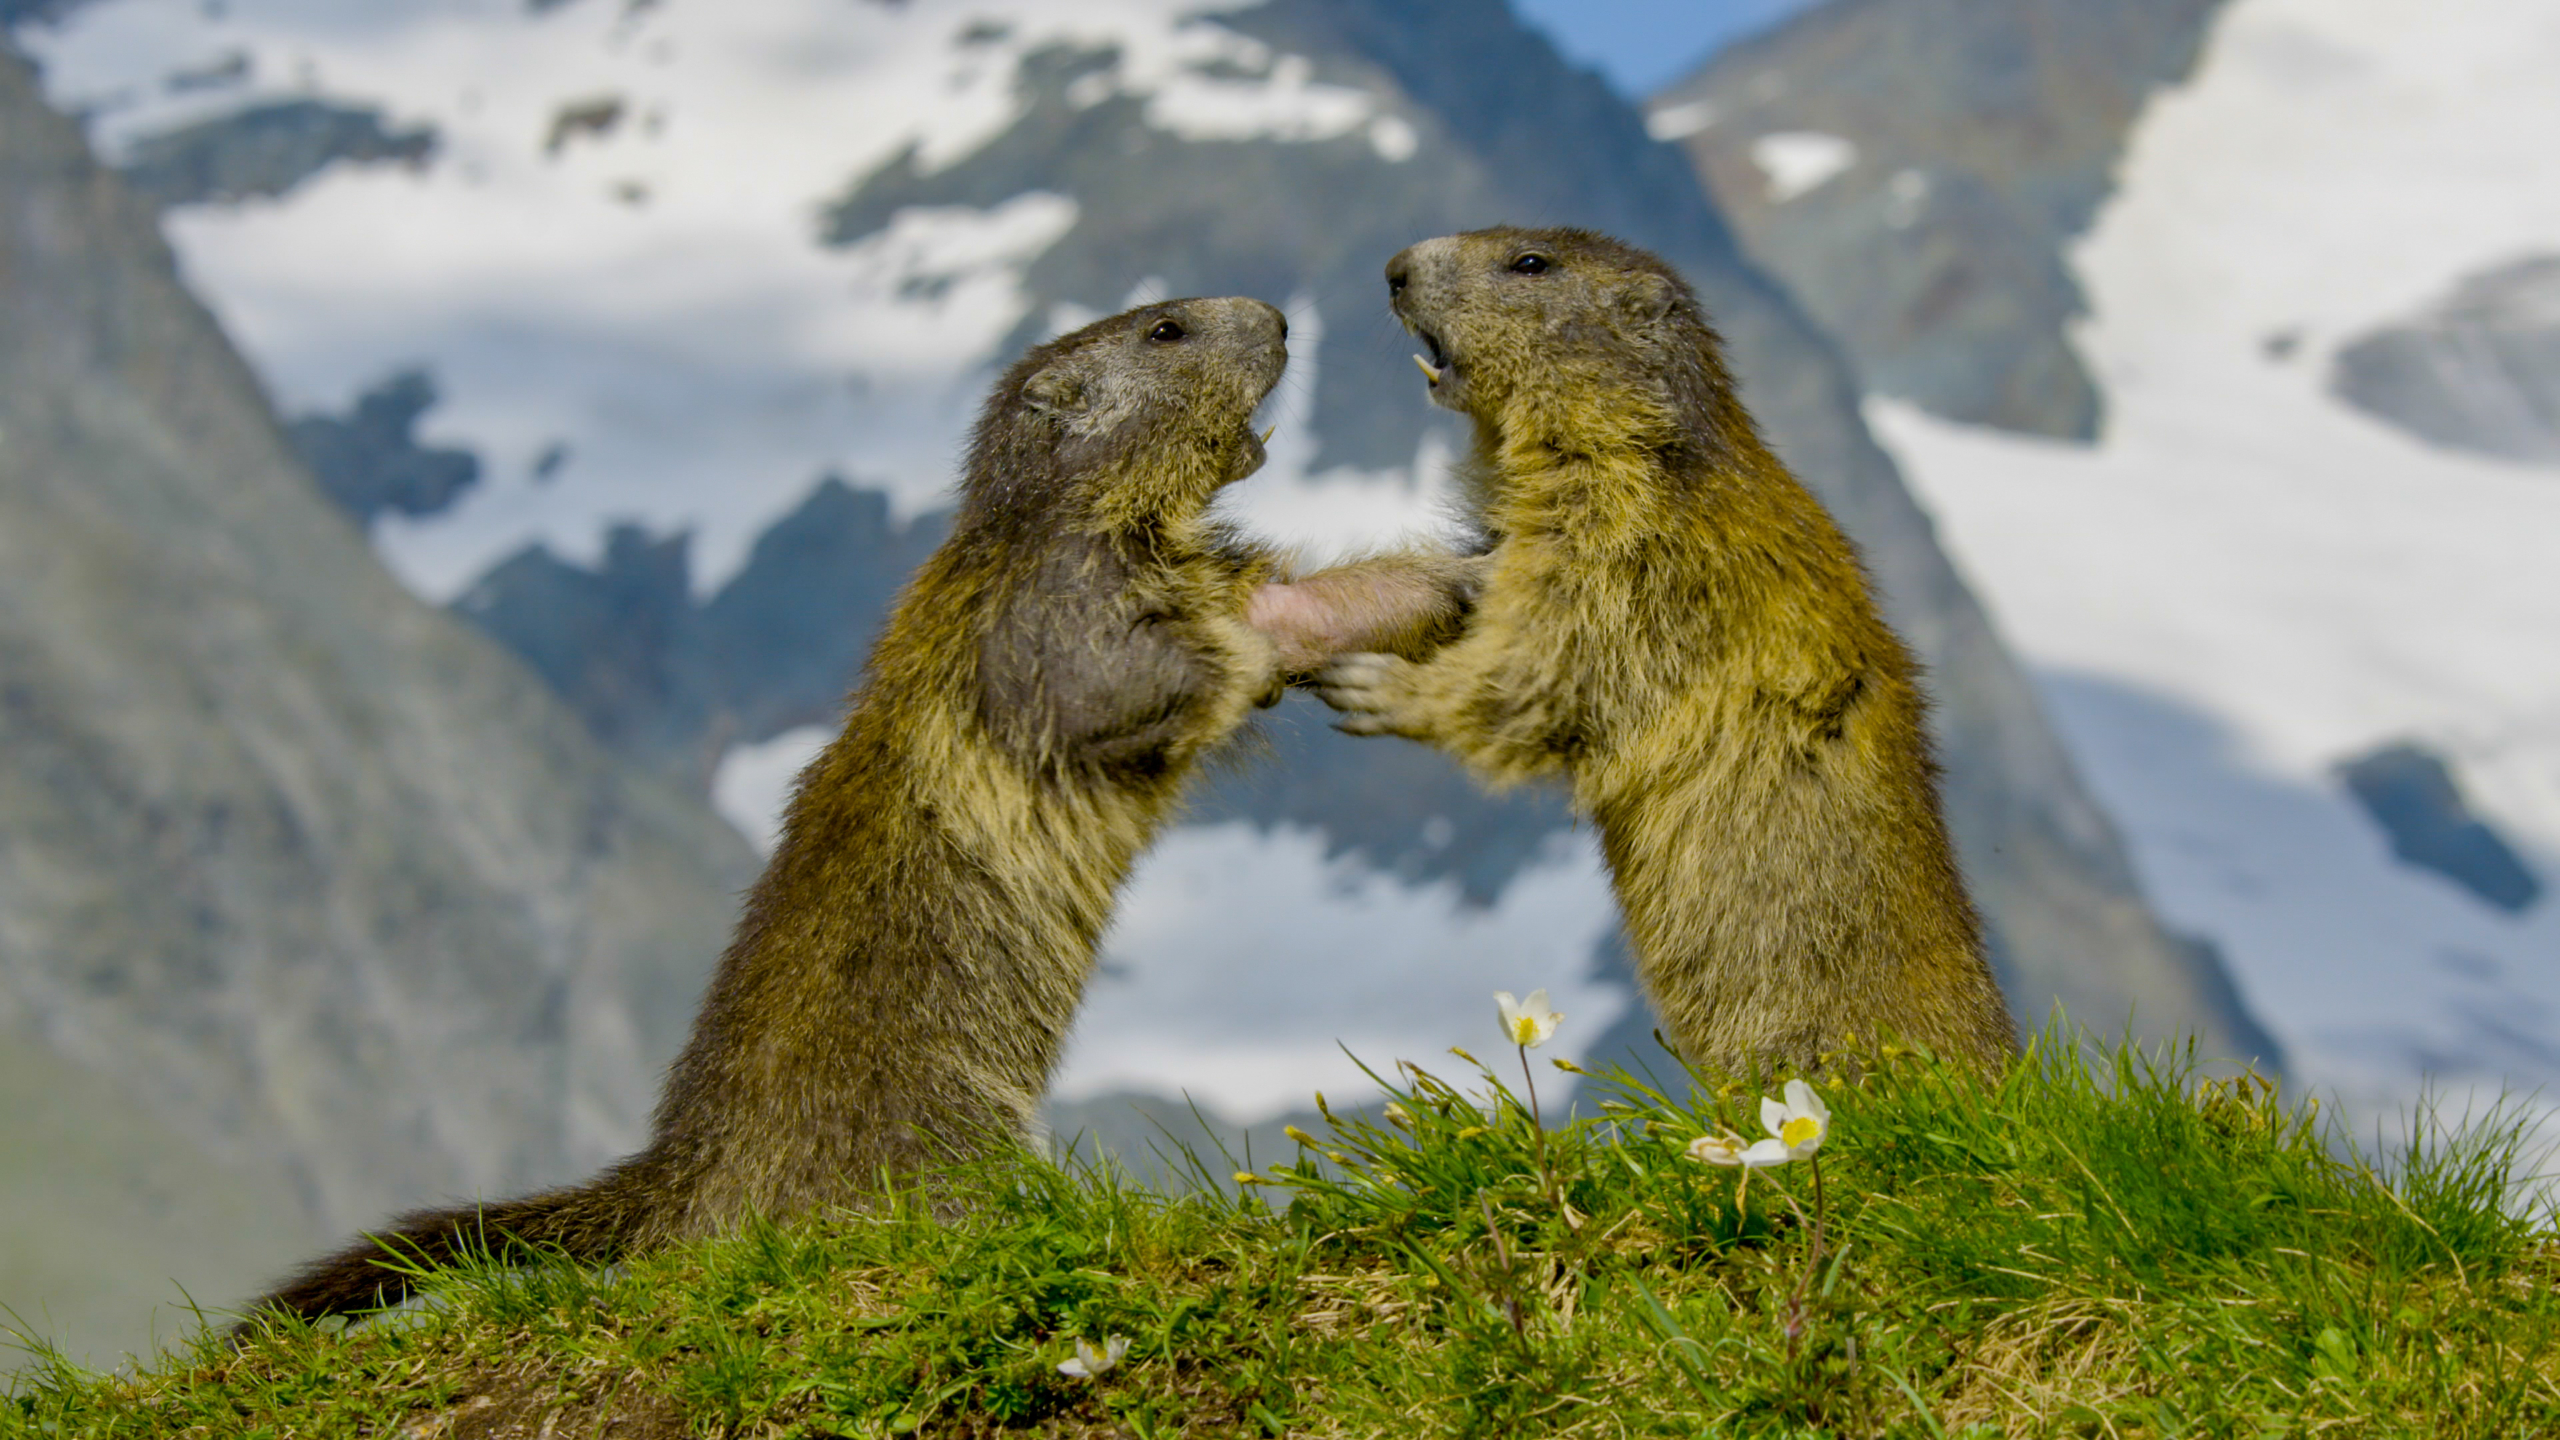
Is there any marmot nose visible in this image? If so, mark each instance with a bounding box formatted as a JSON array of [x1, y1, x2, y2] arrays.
[[1237, 297, 1287, 342], [1385, 251, 1411, 296]]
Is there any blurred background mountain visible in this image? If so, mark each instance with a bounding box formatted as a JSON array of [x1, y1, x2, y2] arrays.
[[5, 0, 2551, 1373], [0, 42, 755, 1368]]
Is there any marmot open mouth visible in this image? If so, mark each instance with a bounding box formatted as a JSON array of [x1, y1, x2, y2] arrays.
[[1405, 322, 1453, 386]]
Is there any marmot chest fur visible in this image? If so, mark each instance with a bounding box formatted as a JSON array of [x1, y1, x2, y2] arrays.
[[250, 296, 1294, 1326], [1318, 227, 2016, 1075]]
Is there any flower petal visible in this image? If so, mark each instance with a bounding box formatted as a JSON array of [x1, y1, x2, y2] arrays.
[[1739, 1138, 1794, 1167], [1059, 1335, 1125, 1379], [1761, 1094, 1789, 1138], [1497, 988, 1562, 1047], [1684, 1134, 1746, 1166], [1784, 1078, 1829, 1124]]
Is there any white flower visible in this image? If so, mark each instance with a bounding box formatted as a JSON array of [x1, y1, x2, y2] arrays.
[[1684, 1079, 1833, 1169], [1684, 1131, 1792, 1168], [1057, 1334, 1130, 1379], [1760, 1078, 1831, 1160], [1494, 989, 1563, 1048]]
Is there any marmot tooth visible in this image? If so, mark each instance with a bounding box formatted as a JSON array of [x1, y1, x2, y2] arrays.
[[1413, 353, 1445, 384]]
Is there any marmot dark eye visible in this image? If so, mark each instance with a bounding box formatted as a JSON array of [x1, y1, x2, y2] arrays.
[[1147, 319, 1185, 342], [1510, 253, 1551, 275]]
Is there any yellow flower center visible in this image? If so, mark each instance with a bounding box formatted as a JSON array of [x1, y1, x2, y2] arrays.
[[1780, 1116, 1821, 1149], [1511, 1017, 1538, 1044]]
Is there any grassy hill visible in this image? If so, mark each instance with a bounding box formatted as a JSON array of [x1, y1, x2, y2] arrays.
[[8, 1033, 2553, 1437]]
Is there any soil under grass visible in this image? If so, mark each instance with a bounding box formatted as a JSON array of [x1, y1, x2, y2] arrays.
[[8, 1033, 2556, 1437]]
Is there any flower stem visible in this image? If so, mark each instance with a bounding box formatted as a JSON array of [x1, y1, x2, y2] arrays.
[[1780, 1153, 1831, 1364], [1517, 1043, 1553, 1203], [1809, 1151, 1828, 1268]]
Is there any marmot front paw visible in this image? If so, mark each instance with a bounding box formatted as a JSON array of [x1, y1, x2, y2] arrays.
[[1312, 652, 1429, 738]]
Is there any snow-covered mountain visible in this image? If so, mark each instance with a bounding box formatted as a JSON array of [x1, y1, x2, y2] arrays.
[[6, 0, 2266, 1123], [1657, 0, 2560, 1138]]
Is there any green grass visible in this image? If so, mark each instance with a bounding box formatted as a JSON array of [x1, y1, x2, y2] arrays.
[[9, 1031, 2558, 1438]]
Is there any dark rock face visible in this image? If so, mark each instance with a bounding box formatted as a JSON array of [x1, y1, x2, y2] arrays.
[[694, 481, 950, 750], [453, 478, 949, 789], [2330, 255, 2560, 466], [284, 368, 482, 526], [0, 46, 753, 1355], [2338, 743, 2542, 913], [459, 526, 700, 761], [0, 1, 87, 26], [1649, 0, 2230, 439], [118, 97, 436, 208]]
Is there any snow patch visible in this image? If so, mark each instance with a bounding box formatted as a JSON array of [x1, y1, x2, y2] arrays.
[[1218, 428, 1465, 566], [833, 191, 1083, 367], [1749, 130, 1854, 202], [1135, 45, 1376, 145], [711, 724, 833, 854], [1210, 297, 1467, 564], [1645, 98, 1717, 142], [1883, 167, 1930, 229], [1366, 112, 1418, 163]]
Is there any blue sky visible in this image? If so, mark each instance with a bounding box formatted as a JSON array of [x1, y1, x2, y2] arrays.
[[1510, 0, 1820, 98]]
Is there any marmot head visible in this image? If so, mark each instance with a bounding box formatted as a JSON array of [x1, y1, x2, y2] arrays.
[[966, 296, 1289, 534], [1386, 228, 1718, 449]]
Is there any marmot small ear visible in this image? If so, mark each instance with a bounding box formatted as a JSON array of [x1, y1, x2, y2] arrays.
[[1617, 272, 1680, 325], [1023, 368, 1086, 415]]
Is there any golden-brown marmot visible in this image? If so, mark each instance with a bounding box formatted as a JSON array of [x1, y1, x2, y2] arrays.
[[1317, 227, 2016, 1076]]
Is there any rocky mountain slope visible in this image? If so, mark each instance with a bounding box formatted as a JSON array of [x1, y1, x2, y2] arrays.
[[1648, 0, 2230, 439], [2330, 254, 2560, 467], [0, 45, 757, 1365]]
